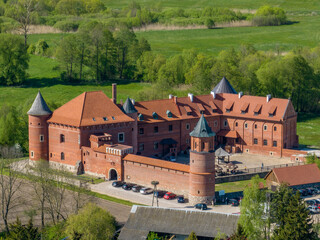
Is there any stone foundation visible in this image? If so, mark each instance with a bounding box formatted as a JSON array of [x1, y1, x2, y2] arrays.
[[188, 194, 214, 205]]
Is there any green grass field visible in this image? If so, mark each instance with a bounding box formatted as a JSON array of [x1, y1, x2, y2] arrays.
[[215, 179, 266, 193]]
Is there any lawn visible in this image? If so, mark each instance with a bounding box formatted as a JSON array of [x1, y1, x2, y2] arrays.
[[136, 15, 320, 57], [215, 179, 266, 193], [297, 113, 320, 149]]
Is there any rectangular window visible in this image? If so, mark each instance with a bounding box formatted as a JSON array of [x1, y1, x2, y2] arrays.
[[169, 125, 173, 132], [118, 133, 124, 143], [235, 122, 238, 127], [263, 139, 268, 146], [154, 142, 158, 150], [236, 138, 239, 143], [254, 138, 258, 144], [154, 126, 158, 133], [139, 128, 144, 135], [186, 123, 190, 130], [139, 143, 144, 152], [60, 134, 65, 143], [244, 123, 248, 129], [264, 125, 267, 131], [40, 135, 44, 142], [255, 124, 257, 129], [273, 141, 277, 147], [224, 120, 228, 127], [274, 126, 277, 131], [31, 151, 34, 158], [186, 138, 190, 144]]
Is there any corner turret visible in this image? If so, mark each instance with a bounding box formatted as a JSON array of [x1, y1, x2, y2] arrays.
[[212, 76, 237, 94], [189, 115, 216, 205], [28, 91, 52, 161], [122, 97, 138, 153]]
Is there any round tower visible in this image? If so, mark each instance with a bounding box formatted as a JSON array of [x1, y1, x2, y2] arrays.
[[27, 91, 52, 161], [122, 97, 138, 153], [189, 115, 216, 205]]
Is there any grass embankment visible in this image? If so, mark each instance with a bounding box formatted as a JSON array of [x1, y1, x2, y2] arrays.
[[297, 113, 320, 149], [215, 179, 266, 193]]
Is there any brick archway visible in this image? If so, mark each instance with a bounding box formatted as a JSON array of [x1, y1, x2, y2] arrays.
[[109, 168, 118, 181]]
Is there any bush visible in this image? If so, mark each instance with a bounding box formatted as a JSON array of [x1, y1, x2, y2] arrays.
[[253, 5, 287, 26], [54, 20, 80, 31], [35, 39, 49, 55], [205, 18, 215, 29], [27, 44, 36, 54]]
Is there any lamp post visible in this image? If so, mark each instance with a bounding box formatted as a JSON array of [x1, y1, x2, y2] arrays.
[[151, 181, 159, 207]]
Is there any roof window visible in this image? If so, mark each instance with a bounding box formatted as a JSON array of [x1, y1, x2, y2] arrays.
[[184, 106, 192, 115], [103, 117, 108, 121], [209, 101, 218, 113], [225, 101, 234, 113], [152, 112, 158, 120], [254, 104, 262, 116], [138, 113, 144, 121], [268, 105, 277, 117], [112, 116, 115, 120], [92, 117, 96, 121], [166, 110, 172, 118], [241, 102, 249, 114], [197, 103, 205, 114]]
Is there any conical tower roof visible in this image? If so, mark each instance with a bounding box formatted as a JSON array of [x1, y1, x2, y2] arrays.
[[212, 77, 237, 94], [27, 91, 52, 116], [122, 97, 137, 114], [190, 115, 216, 138]]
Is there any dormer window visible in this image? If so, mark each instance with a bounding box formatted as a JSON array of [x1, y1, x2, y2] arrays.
[[268, 105, 277, 117], [197, 103, 205, 114], [92, 117, 96, 121], [225, 101, 234, 113], [254, 104, 262, 116], [138, 113, 144, 121], [184, 106, 192, 115], [103, 117, 108, 121], [152, 112, 158, 119], [166, 110, 172, 118], [209, 101, 218, 113], [241, 102, 249, 114], [112, 116, 115, 120]]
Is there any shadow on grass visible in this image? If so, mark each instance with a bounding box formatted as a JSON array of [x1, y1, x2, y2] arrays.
[[21, 77, 139, 88], [297, 112, 320, 122]]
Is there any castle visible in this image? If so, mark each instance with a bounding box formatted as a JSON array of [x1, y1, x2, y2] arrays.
[[28, 77, 299, 204]]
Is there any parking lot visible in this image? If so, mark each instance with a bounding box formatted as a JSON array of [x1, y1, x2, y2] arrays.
[[90, 181, 240, 214]]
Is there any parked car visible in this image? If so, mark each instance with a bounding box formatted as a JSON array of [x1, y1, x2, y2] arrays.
[[229, 199, 240, 207], [299, 189, 308, 196], [154, 190, 167, 198], [112, 181, 125, 187], [177, 196, 185, 203], [194, 203, 208, 210], [164, 192, 176, 200], [307, 188, 316, 196], [307, 206, 319, 214], [140, 187, 153, 195], [122, 183, 135, 190], [306, 200, 317, 206], [132, 185, 143, 192], [169, 156, 176, 162]]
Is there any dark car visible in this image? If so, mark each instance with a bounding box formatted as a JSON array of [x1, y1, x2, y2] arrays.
[[194, 203, 208, 210], [229, 199, 240, 207], [299, 189, 308, 196], [154, 190, 167, 198], [307, 188, 316, 196], [112, 181, 125, 187], [132, 185, 142, 192], [177, 196, 185, 203], [122, 183, 135, 190]]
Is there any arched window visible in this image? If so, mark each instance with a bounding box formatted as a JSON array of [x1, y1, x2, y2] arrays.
[[60, 134, 65, 143], [61, 152, 65, 160]]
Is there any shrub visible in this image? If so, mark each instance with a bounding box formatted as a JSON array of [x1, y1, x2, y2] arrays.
[[35, 39, 49, 55], [253, 5, 287, 26], [54, 20, 80, 31], [27, 44, 36, 54], [205, 18, 215, 29]]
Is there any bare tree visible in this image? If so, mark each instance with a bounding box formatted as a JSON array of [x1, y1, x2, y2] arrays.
[[69, 180, 92, 214], [0, 158, 23, 232]]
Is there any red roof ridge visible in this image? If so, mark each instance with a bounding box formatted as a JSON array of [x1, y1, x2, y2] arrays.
[[79, 92, 87, 127]]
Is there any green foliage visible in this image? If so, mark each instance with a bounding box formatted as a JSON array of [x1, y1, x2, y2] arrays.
[[186, 231, 198, 240], [7, 218, 41, 240], [253, 6, 287, 26], [306, 154, 320, 168], [35, 39, 49, 55], [54, 20, 80, 32], [147, 232, 160, 240], [229, 224, 247, 240], [42, 221, 66, 240], [271, 184, 317, 240], [239, 175, 267, 240], [55, 0, 86, 16], [64, 202, 116, 240], [0, 34, 29, 85]]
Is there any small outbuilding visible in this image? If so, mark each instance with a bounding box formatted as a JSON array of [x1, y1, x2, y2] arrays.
[[264, 163, 320, 191], [119, 205, 239, 240], [215, 147, 230, 163]]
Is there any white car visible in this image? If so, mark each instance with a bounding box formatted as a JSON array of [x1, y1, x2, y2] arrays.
[[169, 156, 176, 162], [140, 187, 153, 195], [307, 206, 319, 214]]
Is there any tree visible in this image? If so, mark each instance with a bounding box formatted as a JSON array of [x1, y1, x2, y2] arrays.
[[186, 231, 198, 240], [229, 224, 247, 240], [7, 217, 41, 240], [271, 184, 317, 240], [64, 202, 116, 240], [0, 34, 29, 86], [239, 175, 267, 240]]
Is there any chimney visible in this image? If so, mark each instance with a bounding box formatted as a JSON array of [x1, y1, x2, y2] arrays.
[[188, 93, 194, 102], [112, 83, 117, 104], [267, 94, 272, 103], [211, 91, 216, 99], [169, 94, 173, 99], [173, 96, 177, 104], [238, 92, 243, 98]]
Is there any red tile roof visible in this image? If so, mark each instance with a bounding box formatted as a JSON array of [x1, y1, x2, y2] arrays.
[[266, 164, 320, 186], [123, 154, 190, 172], [217, 130, 239, 138], [48, 91, 134, 127]]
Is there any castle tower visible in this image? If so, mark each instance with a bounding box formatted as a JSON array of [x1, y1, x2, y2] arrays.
[[27, 91, 52, 161], [189, 115, 216, 205], [122, 97, 138, 153]]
